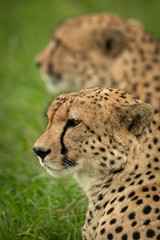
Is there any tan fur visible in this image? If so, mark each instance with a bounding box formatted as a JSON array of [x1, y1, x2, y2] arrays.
[[36, 14, 160, 112], [33, 88, 160, 240]]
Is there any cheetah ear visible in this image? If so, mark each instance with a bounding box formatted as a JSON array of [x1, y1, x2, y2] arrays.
[[101, 29, 125, 57], [118, 103, 153, 136]]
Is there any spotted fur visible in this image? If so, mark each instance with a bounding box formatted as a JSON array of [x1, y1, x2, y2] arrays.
[[33, 88, 160, 240], [36, 14, 160, 112]]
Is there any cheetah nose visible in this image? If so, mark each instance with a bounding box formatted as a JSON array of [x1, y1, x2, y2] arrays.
[[36, 61, 42, 68], [33, 146, 51, 160]]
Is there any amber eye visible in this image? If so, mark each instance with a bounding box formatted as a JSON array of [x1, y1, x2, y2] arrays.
[[72, 120, 81, 126], [67, 119, 82, 128]]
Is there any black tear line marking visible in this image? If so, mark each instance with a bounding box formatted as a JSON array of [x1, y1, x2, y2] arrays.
[[60, 124, 68, 155], [49, 38, 61, 57], [60, 120, 75, 155]]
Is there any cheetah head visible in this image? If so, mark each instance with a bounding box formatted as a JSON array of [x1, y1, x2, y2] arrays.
[[36, 14, 144, 92], [33, 88, 153, 190]]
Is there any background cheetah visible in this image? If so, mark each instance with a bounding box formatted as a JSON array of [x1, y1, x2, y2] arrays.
[[33, 88, 160, 240], [36, 14, 160, 113]]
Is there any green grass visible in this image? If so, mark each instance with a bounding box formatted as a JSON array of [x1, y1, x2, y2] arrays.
[[0, 0, 160, 239]]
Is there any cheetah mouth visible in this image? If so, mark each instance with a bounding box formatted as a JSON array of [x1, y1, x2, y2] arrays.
[[42, 72, 62, 85], [44, 163, 67, 172], [44, 164, 65, 172], [50, 75, 62, 84]]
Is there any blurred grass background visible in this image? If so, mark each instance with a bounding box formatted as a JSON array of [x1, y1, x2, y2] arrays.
[[0, 0, 160, 239]]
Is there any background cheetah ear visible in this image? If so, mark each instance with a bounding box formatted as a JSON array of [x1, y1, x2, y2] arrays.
[[101, 29, 125, 57], [118, 103, 153, 136]]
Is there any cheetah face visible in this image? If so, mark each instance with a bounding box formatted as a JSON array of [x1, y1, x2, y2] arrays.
[[33, 88, 153, 180], [36, 14, 144, 92]]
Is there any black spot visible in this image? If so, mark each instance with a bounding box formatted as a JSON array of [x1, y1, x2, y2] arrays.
[[145, 194, 150, 198], [94, 152, 99, 155], [155, 208, 159, 213], [154, 157, 159, 162], [122, 234, 128, 240], [128, 191, 135, 198], [148, 144, 152, 149], [107, 233, 113, 239], [100, 162, 106, 167], [87, 218, 91, 225], [131, 196, 138, 201], [129, 181, 135, 186], [135, 173, 142, 178], [111, 189, 116, 193], [110, 160, 115, 165], [142, 187, 149, 192], [154, 75, 160, 81], [100, 228, 105, 235], [146, 229, 155, 238], [153, 195, 159, 202], [95, 204, 101, 210], [126, 178, 131, 182], [151, 186, 157, 191], [138, 180, 143, 185], [98, 136, 102, 142], [98, 194, 104, 201], [103, 201, 109, 208], [143, 205, 152, 214], [118, 186, 125, 192], [118, 196, 125, 202], [101, 221, 106, 226], [155, 86, 160, 91], [133, 231, 140, 239], [110, 197, 117, 204], [136, 199, 143, 205], [100, 147, 106, 152], [110, 151, 114, 155], [135, 164, 139, 170], [143, 219, 150, 225], [153, 138, 158, 144], [110, 218, 116, 225], [107, 207, 114, 214], [128, 212, 135, 220], [115, 226, 123, 233], [149, 175, 155, 180], [131, 221, 137, 227], [89, 210, 93, 218], [156, 234, 160, 240], [147, 163, 151, 168], [121, 206, 128, 213]]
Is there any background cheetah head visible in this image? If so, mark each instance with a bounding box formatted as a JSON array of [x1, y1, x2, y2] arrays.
[[36, 14, 145, 92]]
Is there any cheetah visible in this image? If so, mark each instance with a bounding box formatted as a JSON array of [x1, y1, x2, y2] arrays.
[[33, 87, 160, 240], [36, 14, 160, 112]]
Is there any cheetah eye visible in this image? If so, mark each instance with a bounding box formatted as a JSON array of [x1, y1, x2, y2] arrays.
[[67, 119, 82, 128], [105, 38, 113, 52]]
